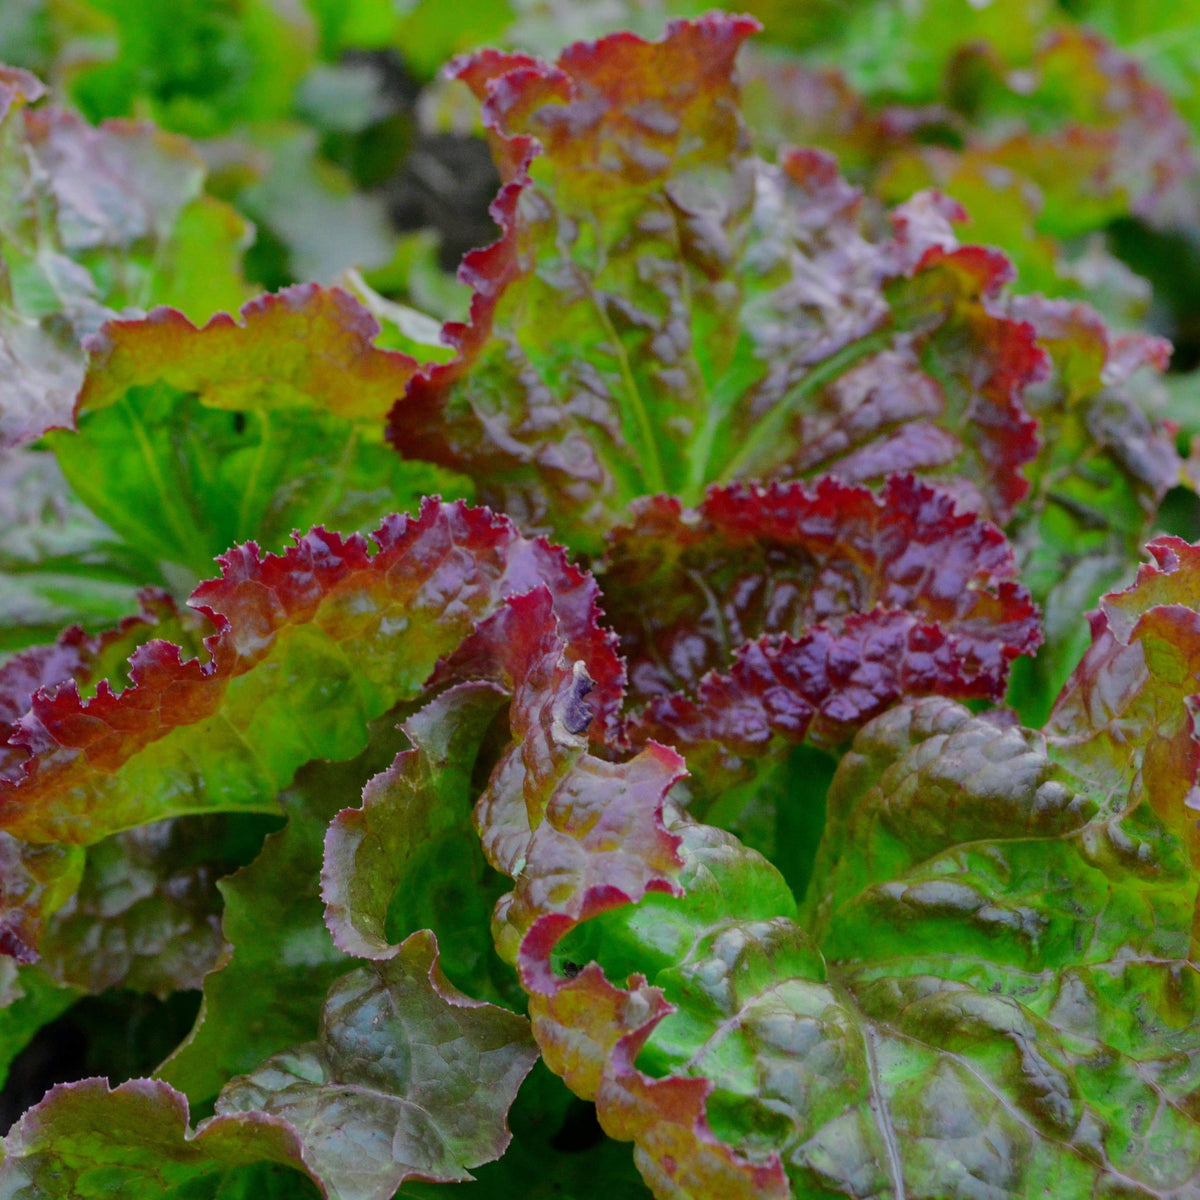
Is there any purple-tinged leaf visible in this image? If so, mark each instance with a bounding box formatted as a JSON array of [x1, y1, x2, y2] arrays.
[[387, 17, 1046, 550], [1046, 535, 1200, 856], [602, 474, 1039, 795], [217, 929, 537, 1198], [0, 500, 611, 848], [450, 586, 791, 1198], [78, 285, 420, 429], [0, 591, 209, 973], [0, 1078, 303, 1197], [0, 931, 535, 1198], [0, 71, 251, 449]]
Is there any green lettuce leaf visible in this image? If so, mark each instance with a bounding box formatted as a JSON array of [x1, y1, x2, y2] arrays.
[[0, 447, 159, 651], [0, 932, 536, 1199], [157, 714, 405, 1105], [216, 928, 537, 1197], [461, 537, 1200, 1195], [56, 0, 314, 139], [321, 682, 515, 1004], [48, 285, 467, 581]]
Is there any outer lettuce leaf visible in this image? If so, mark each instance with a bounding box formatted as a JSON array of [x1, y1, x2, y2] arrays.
[[0, 67, 252, 449], [0, 592, 204, 967], [0, 933, 535, 1199], [48, 285, 466, 579], [34, 813, 277, 998], [1045, 535, 1200, 859], [156, 754, 357, 1105], [387, 16, 1046, 551], [421, 586, 791, 1197], [447, 521, 1200, 1194], [0, 1078, 305, 1197], [0, 594, 279, 993], [0, 500, 608, 849], [396, 1059, 656, 1199], [601, 474, 1040, 798], [216, 929, 537, 1197]]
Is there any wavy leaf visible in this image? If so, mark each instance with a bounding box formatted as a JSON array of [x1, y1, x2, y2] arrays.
[[321, 682, 514, 1004], [0, 932, 534, 1199], [216, 928, 537, 1197], [0, 499, 609, 849], [0, 67, 252, 449], [1004, 296, 1180, 723], [456, 521, 1200, 1195], [47, 285, 467, 580], [387, 16, 1045, 550], [428, 586, 792, 1197], [538, 688, 1200, 1196], [602, 474, 1039, 799]]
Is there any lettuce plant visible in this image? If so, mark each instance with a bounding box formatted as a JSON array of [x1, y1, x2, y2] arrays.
[[0, 12, 1198, 1199]]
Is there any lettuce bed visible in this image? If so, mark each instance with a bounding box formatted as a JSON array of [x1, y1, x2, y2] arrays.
[[0, 9, 1199, 1199]]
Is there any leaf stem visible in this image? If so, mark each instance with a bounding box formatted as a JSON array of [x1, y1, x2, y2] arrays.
[[591, 291, 668, 495], [713, 328, 891, 486]]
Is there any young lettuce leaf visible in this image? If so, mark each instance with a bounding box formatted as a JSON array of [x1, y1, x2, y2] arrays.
[[47, 285, 468, 583], [387, 16, 1047, 551]]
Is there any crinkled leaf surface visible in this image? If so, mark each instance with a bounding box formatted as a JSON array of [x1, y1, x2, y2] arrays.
[[0, 591, 220, 972], [0, 499, 609, 849], [387, 16, 1045, 551], [1046, 535, 1200, 856], [48, 285, 468, 580], [456, 531, 1200, 1195], [1005, 297, 1180, 725], [36, 812, 280, 999], [602, 474, 1040, 799], [0, 931, 533, 1199], [0, 1077, 305, 1198], [410, 587, 790, 1197], [536, 694, 1200, 1196], [216, 928, 537, 1198]]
